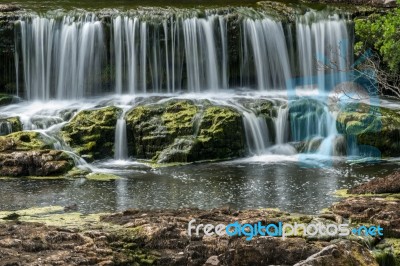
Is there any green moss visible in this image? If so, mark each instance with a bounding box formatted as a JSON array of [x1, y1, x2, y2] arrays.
[[86, 172, 121, 181], [61, 106, 121, 160], [126, 100, 245, 163], [337, 103, 400, 157], [65, 167, 90, 178], [0, 116, 22, 134], [0, 94, 15, 106], [27, 176, 66, 180], [0, 131, 53, 152], [374, 239, 400, 266], [333, 189, 400, 200], [161, 101, 198, 136]]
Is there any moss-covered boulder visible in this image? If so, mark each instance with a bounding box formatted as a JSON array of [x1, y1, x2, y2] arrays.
[[0, 116, 22, 135], [337, 103, 400, 157], [61, 106, 122, 161], [189, 106, 245, 161], [0, 94, 18, 106], [0, 131, 53, 152], [125, 100, 245, 163], [125, 100, 198, 160]]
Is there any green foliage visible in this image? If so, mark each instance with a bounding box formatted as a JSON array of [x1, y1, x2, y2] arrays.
[[355, 4, 400, 72]]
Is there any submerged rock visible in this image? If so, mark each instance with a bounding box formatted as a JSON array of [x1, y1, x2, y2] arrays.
[[126, 100, 245, 163], [61, 106, 122, 161], [86, 172, 120, 181], [0, 150, 73, 176]]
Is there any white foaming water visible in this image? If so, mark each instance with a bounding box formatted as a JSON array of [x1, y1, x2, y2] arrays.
[[0, 91, 389, 168]]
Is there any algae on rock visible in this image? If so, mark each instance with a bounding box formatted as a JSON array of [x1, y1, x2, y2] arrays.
[[337, 103, 400, 157], [61, 106, 122, 161], [125, 100, 245, 163]]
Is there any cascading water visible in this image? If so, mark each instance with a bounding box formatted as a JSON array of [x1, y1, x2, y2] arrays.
[[14, 11, 352, 99], [114, 112, 129, 160], [16, 14, 105, 100], [9, 9, 356, 162]]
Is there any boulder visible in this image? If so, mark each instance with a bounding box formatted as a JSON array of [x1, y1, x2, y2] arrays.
[[294, 240, 378, 266], [336, 103, 400, 157], [0, 150, 73, 176], [125, 100, 245, 163], [0, 131, 53, 152], [0, 116, 22, 136], [61, 106, 121, 161]]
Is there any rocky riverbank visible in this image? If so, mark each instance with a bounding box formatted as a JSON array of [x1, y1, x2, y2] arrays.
[[0, 172, 399, 265]]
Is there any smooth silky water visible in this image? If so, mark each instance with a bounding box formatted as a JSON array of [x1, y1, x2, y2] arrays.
[[1, 7, 398, 215]]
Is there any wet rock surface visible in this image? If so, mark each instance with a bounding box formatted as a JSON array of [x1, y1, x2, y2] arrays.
[[61, 106, 122, 161], [337, 103, 400, 157], [0, 207, 379, 266], [125, 100, 245, 163], [0, 150, 74, 176], [349, 171, 400, 194]]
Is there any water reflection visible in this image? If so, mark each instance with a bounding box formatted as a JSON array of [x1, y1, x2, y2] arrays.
[[0, 159, 398, 214]]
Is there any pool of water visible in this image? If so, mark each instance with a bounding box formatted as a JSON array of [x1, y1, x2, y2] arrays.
[[1, 156, 398, 214]]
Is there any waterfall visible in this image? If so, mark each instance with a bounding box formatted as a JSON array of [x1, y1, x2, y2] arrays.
[[275, 106, 289, 144], [241, 18, 292, 90], [10, 9, 356, 161], [296, 12, 352, 90], [14, 11, 351, 100], [17, 14, 105, 100], [114, 113, 128, 160], [0, 121, 13, 136], [242, 111, 270, 155]]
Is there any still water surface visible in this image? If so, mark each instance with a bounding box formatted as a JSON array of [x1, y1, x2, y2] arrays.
[[0, 156, 398, 214]]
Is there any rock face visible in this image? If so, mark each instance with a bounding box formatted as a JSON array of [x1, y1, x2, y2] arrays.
[[337, 103, 400, 157], [61, 106, 121, 161], [0, 150, 73, 176], [125, 100, 245, 163]]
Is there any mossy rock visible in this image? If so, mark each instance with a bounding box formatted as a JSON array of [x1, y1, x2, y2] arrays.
[[337, 103, 400, 157], [126, 100, 245, 163], [0, 131, 53, 152], [0, 116, 22, 135], [190, 105, 245, 161], [0, 94, 18, 106], [374, 238, 400, 266], [61, 106, 122, 161], [125, 100, 198, 160], [86, 172, 121, 181]]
